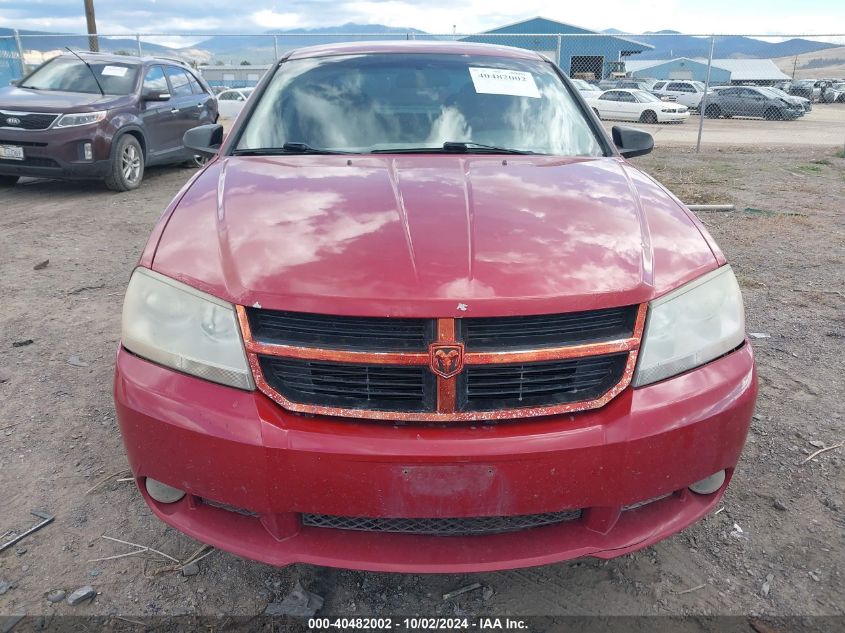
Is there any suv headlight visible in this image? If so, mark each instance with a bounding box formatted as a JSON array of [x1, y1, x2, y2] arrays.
[[633, 266, 745, 387], [53, 110, 107, 128], [121, 268, 254, 390]]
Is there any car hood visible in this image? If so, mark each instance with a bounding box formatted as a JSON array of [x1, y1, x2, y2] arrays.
[[151, 155, 719, 317], [0, 86, 126, 112]]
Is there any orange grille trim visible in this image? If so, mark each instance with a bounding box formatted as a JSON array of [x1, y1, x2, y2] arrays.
[[236, 304, 647, 422]]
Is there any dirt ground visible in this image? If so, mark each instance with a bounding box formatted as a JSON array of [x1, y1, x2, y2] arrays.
[[1, 145, 843, 629]]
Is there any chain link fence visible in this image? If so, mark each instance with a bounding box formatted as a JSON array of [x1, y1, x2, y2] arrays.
[[1, 30, 843, 152]]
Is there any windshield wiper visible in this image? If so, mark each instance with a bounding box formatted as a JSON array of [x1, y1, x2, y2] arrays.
[[232, 142, 355, 156], [65, 47, 105, 97], [370, 142, 535, 155], [442, 141, 535, 154]]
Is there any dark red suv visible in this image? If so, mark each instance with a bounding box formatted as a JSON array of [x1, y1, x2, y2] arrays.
[[0, 52, 217, 190]]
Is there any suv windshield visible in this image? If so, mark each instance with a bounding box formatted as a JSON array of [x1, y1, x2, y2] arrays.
[[20, 57, 139, 95], [236, 53, 604, 156]]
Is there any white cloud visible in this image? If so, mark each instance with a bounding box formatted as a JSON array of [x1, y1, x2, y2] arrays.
[[251, 10, 303, 30]]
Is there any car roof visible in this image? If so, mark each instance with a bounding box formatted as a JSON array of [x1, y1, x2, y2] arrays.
[[285, 40, 544, 62]]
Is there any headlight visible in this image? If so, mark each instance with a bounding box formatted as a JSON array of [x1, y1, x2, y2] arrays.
[[633, 266, 745, 387], [121, 268, 254, 390], [53, 111, 107, 128]]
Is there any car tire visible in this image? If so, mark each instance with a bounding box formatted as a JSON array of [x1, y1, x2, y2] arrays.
[[639, 110, 658, 124], [705, 104, 721, 118], [105, 134, 145, 192], [764, 107, 782, 121], [184, 154, 209, 168], [0, 175, 19, 187]]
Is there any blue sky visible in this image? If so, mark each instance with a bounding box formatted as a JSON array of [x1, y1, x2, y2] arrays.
[[0, 0, 843, 43]]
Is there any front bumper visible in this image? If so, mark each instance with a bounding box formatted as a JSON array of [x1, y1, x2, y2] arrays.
[[114, 343, 756, 572], [0, 126, 112, 179]]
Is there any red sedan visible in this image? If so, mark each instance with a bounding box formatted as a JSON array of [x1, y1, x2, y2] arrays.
[[114, 41, 756, 572]]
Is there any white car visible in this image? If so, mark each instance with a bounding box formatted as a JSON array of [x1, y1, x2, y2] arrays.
[[216, 87, 255, 119], [586, 89, 690, 123], [650, 80, 706, 110]]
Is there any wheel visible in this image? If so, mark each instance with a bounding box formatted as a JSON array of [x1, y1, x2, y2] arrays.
[[639, 110, 657, 124], [0, 175, 19, 186], [764, 107, 782, 121], [705, 104, 721, 118], [181, 155, 209, 169], [105, 135, 144, 192], [592, 107, 601, 119]]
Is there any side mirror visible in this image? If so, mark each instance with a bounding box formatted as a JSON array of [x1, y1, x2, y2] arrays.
[[9, 78, 21, 87], [183, 124, 224, 157], [142, 90, 171, 102], [612, 126, 653, 159]]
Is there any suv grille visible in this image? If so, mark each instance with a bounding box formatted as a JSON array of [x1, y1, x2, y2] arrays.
[[301, 510, 582, 535], [239, 304, 646, 422], [0, 111, 59, 131]]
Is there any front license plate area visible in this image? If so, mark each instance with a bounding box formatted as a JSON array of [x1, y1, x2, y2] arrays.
[[0, 145, 24, 160]]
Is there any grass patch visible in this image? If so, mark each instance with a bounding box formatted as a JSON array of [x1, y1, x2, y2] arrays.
[[796, 164, 824, 174], [837, 149, 845, 159]]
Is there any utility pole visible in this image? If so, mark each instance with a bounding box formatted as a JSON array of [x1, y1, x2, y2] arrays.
[[791, 55, 798, 80], [84, 0, 99, 52]]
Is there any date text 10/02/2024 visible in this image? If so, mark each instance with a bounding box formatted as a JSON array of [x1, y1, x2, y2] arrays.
[[307, 617, 530, 630]]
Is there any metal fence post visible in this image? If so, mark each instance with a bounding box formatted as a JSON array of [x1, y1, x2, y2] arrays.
[[555, 35, 562, 67], [136, 34, 142, 57], [273, 35, 278, 61], [695, 36, 716, 154], [13, 29, 25, 77]]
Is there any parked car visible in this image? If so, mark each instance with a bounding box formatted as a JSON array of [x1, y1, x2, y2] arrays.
[[650, 80, 706, 110], [115, 41, 755, 572], [819, 81, 844, 103], [586, 88, 689, 123], [757, 86, 811, 113], [215, 87, 255, 118], [598, 78, 658, 92], [0, 52, 217, 190], [703, 86, 803, 120], [831, 83, 845, 102], [789, 79, 821, 102]]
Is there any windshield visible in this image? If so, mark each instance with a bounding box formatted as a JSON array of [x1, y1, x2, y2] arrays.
[[20, 57, 139, 95], [635, 91, 663, 103], [236, 53, 604, 156]]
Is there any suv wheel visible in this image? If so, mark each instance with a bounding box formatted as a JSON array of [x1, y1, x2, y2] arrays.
[[105, 135, 144, 192], [0, 175, 19, 187]]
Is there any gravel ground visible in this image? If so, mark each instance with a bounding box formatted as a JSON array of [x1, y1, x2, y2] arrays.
[[0, 146, 843, 630]]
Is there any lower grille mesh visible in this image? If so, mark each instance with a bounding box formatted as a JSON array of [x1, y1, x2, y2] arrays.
[[301, 510, 582, 535]]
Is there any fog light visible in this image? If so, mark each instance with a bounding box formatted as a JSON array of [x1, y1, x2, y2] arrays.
[[145, 478, 185, 504], [83, 142, 93, 161], [689, 470, 726, 495]]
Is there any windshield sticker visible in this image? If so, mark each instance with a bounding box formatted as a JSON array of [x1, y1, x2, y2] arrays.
[[101, 65, 128, 77], [468, 67, 540, 98]]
